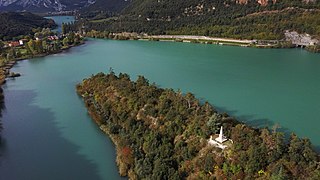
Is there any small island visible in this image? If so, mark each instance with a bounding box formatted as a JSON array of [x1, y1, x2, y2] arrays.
[[77, 72, 320, 179]]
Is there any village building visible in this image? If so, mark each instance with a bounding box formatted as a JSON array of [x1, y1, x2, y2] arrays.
[[47, 35, 59, 41], [8, 41, 21, 47], [19, 39, 28, 45]]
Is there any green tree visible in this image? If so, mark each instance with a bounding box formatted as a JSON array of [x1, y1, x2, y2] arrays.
[[24, 42, 33, 55], [67, 32, 75, 45], [6, 48, 16, 60], [62, 23, 66, 34], [63, 37, 70, 47], [27, 39, 36, 54], [0, 40, 4, 53], [136, 75, 149, 87], [53, 41, 60, 51], [35, 40, 43, 53], [288, 133, 317, 164], [206, 113, 222, 134], [271, 166, 289, 180]]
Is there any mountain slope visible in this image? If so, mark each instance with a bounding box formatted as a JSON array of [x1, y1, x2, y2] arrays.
[[82, 0, 320, 40], [82, 0, 130, 12], [0, 12, 56, 39], [79, 0, 131, 19], [121, 0, 319, 18]]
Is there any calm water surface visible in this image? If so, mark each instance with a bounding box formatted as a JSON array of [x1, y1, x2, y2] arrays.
[[45, 16, 75, 33], [1, 28, 320, 179]]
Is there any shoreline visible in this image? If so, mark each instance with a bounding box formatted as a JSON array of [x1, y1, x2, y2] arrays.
[[77, 90, 127, 176], [0, 41, 85, 83], [138, 35, 296, 49], [136, 35, 319, 52], [0, 41, 85, 110], [0, 40, 86, 142], [145, 35, 254, 46], [88, 32, 259, 47], [86, 31, 318, 52]]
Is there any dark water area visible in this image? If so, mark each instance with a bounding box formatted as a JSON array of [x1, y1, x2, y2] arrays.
[[0, 16, 123, 180], [0, 90, 101, 180], [0, 48, 124, 179]]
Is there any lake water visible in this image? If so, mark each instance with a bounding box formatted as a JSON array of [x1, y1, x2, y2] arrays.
[[1, 18, 320, 180], [45, 16, 75, 33]]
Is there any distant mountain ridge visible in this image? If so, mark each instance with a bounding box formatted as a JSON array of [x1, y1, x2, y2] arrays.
[[0, 0, 317, 13], [0, 0, 130, 13], [0, 0, 95, 12]]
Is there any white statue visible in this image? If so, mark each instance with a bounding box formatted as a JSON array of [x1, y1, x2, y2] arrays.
[[215, 126, 227, 143]]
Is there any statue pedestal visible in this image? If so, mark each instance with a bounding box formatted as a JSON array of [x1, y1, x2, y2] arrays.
[[208, 136, 228, 149], [215, 136, 227, 144]]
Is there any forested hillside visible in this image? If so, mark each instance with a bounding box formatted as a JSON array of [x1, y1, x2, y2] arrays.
[[0, 12, 56, 40], [80, 0, 320, 40], [79, 0, 131, 19], [77, 72, 320, 179]]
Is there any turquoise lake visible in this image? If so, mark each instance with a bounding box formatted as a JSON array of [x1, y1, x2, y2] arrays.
[[45, 16, 75, 33], [1, 17, 320, 180]]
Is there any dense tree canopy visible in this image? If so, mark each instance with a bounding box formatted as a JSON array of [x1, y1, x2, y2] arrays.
[[77, 72, 320, 179], [0, 12, 56, 41]]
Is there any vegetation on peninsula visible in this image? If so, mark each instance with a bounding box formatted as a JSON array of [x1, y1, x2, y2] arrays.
[[77, 72, 320, 179]]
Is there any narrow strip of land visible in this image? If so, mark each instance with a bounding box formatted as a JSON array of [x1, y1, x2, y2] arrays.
[[149, 35, 254, 44]]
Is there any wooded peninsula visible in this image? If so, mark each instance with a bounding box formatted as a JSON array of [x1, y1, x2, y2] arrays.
[[76, 72, 320, 179]]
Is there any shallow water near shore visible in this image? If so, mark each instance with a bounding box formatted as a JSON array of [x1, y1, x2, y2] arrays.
[[0, 37, 320, 179]]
